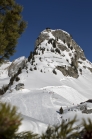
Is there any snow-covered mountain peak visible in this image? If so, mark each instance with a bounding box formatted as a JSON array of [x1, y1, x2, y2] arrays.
[[35, 28, 86, 62], [27, 28, 92, 79], [36, 28, 70, 47], [0, 28, 92, 134]]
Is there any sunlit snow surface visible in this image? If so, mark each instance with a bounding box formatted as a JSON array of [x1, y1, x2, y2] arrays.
[[1, 68, 92, 134]]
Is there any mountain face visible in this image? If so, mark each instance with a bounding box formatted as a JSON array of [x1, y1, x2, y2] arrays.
[[35, 28, 88, 78], [0, 28, 92, 134]]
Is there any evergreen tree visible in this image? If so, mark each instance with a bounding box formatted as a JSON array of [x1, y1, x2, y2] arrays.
[[59, 107, 63, 114], [0, 102, 22, 139], [0, 0, 27, 63], [0, 102, 38, 139], [82, 118, 92, 139], [41, 116, 78, 139]]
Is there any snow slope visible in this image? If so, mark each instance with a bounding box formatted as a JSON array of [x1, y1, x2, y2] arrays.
[[0, 28, 92, 134]]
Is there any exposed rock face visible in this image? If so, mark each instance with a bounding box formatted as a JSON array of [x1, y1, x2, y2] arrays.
[[8, 57, 26, 77], [52, 29, 71, 43], [35, 29, 86, 61], [35, 32, 49, 47], [56, 66, 79, 78], [57, 44, 67, 51], [52, 30, 86, 61]]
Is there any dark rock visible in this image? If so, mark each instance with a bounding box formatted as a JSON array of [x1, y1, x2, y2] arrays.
[[56, 66, 79, 78], [57, 44, 67, 51], [0, 88, 4, 95], [82, 109, 92, 114], [15, 83, 24, 90]]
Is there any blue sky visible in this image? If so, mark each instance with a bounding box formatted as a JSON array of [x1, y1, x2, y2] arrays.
[[10, 0, 92, 62]]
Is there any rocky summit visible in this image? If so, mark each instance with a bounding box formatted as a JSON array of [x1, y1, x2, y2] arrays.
[[0, 28, 92, 134]]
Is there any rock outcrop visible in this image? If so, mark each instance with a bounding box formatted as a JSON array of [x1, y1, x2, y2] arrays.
[[15, 83, 24, 90], [56, 66, 79, 78], [8, 56, 26, 77]]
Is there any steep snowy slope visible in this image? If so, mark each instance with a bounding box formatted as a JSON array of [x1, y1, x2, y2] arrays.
[[0, 28, 92, 134]]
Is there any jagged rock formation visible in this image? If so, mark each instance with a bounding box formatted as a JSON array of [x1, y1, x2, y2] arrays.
[[34, 28, 91, 78], [56, 66, 79, 78], [35, 29, 86, 60], [8, 56, 26, 77]]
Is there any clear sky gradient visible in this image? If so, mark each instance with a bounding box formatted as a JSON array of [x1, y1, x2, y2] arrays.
[[10, 0, 92, 62]]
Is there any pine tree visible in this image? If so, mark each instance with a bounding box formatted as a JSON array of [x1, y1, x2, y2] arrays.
[[41, 116, 78, 139], [0, 102, 38, 139], [0, 102, 22, 139], [82, 118, 92, 139], [59, 107, 63, 114], [0, 0, 27, 63]]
